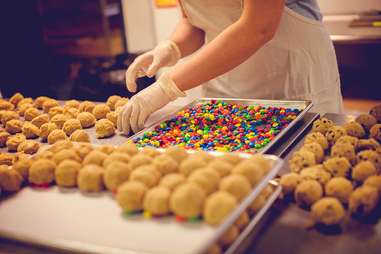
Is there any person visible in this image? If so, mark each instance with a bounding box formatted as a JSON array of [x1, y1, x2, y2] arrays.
[[118, 0, 343, 135]]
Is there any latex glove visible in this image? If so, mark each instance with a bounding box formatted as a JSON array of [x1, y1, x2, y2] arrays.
[[118, 72, 185, 135], [125, 40, 181, 93]]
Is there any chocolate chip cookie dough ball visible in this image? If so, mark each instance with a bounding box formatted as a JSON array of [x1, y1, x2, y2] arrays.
[[0, 166, 23, 192], [331, 142, 356, 165], [9, 92, 24, 106], [0, 153, 14, 166], [129, 166, 159, 188], [219, 225, 239, 248], [48, 106, 64, 118], [51, 114, 69, 129], [325, 177, 353, 203], [300, 165, 332, 185], [301, 142, 325, 163], [349, 185, 379, 215], [103, 152, 131, 167], [64, 99, 80, 109], [179, 156, 207, 176], [92, 104, 111, 120], [106, 95, 122, 110], [312, 117, 334, 135], [369, 104, 381, 123], [208, 159, 232, 177], [311, 197, 346, 225], [140, 146, 161, 158], [323, 157, 351, 178], [364, 175, 381, 195], [152, 154, 178, 175], [356, 114, 377, 132], [0, 100, 14, 111], [289, 150, 316, 173], [22, 122, 40, 139], [129, 154, 153, 170], [78, 164, 104, 192], [204, 191, 237, 225], [53, 149, 81, 165], [69, 129, 90, 143], [164, 146, 188, 163], [47, 129, 67, 144], [103, 161, 132, 191], [294, 180, 323, 207], [62, 119, 82, 136], [17, 140, 40, 155], [280, 173, 302, 196], [39, 122, 57, 141], [95, 119, 115, 138], [6, 133, 26, 152], [1, 111, 19, 126], [344, 121, 366, 138], [17, 103, 33, 117], [352, 161, 377, 183], [232, 160, 264, 186], [117, 181, 148, 212], [55, 159, 82, 188], [115, 142, 138, 156], [170, 183, 206, 218], [76, 112, 96, 129], [336, 135, 359, 147], [326, 126, 347, 145], [83, 150, 108, 166], [106, 111, 117, 126], [369, 124, 381, 143], [34, 96, 50, 109], [357, 149, 381, 169], [357, 138, 380, 152], [143, 186, 171, 216], [0, 131, 10, 147], [219, 174, 251, 201], [159, 173, 186, 190], [24, 107, 41, 121], [188, 168, 220, 195], [42, 99, 59, 113], [31, 114, 50, 128], [29, 159, 56, 186], [5, 119, 23, 134]]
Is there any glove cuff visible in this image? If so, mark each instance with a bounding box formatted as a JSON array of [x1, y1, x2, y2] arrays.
[[159, 40, 182, 65], [158, 72, 186, 101]]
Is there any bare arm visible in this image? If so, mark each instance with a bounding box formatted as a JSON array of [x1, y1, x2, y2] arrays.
[[170, 0, 284, 91]]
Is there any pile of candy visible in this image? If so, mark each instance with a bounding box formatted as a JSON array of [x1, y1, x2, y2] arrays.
[[134, 100, 301, 152]]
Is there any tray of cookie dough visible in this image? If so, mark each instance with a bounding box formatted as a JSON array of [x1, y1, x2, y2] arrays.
[[130, 98, 312, 154], [0, 141, 283, 254]]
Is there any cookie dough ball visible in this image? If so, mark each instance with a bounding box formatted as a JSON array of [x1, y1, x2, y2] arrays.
[[336, 135, 359, 147], [219, 174, 251, 201], [48, 106, 64, 118], [188, 168, 220, 195], [301, 142, 324, 163], [95, 119, 115, 138], [344, 121, 366, 138], [164, 146, 188, 163], [97, 144, 115, 155], [115, 142, 138, 156], [249, 193, 267, 213], [140, 147, 161, 158], [0, 131, 10, 147], [34, 150, 54, 160], [232, 160, 264, 186], [114, 98, 129, 110], [42, 99, 59, 113], [331, 142, 356, 164], [6, 133, 26, 152], [47, 129, 67, 144], [190, 151, 214, 163], [294, 180, 323, 207], [74, 143, 94, 160], [106, 95, 122, 110], [9, 92, 24, 106], [206, 244, 222, 254], [17, 140, 40, 155], [159, 173, 186, 190], [17, 103, 33, 117], [129, 166, 159, 188], [12, 158, 32, 180], [2, 111, 19, 125], [143, 186, 171, 216], [203, 191, 237, 225], [30, 115, 49, 130], [179, 156, 207, 176], [29, 159, 56, 185], [79, 100, 95, 113], [51, 114, 69, 129], [39, 122, 58, 141], [364, 175, 381, 196], [103, 152, 131, 167], [280, 173, 302, 195], [289, 150, 316, 173], [53, 149, 81, 165], [221, 153, 243, 166], [55, 160, 82, 188], [78, 164, 104, 192], [369, 124, 381, 143], [369, 104, 381, 122], [129, 154, 153, 170], [64, 99, 80, 109], [356, 114, 377, 132], [5, 119, 23, 134], [117, 181, 148, 212], [70, 129, 90, 143], [357, 138, 380, 152], [0, 166, 23, 192], [83, 150, 108, 166], [62, 119, 82, 136], [34, 96, 50, 109], [247, 155, 271, 172], [152, 154, 178, 175], [311, 197, 345, 225], [106, 111, 117, 126], [0, 100, 14, 111], [356, 150, 381, 169], [92, 104, 111, 120], [349, 185, 379, 215], [22, 122, 40, 139], [326, 126, 347, 145], [76, 112, 96, 128], [208, 159, 232, 177], [18, 98, 33, 107], [104, 161, 132, 191], [49, 140, 74, 153], [170, 183, 206, 218], [323, 157, 351, 178], [312, 117, 334, 134], [0, 153, 14, 166], [352, 161, 377, 183], [64, 107, 79, 119], [325, 177, 353, 203], [235, 211, 250, 231], [219, 225, 239, 248]]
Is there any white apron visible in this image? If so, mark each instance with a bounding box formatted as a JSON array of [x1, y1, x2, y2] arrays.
[[180, 0, 344, 114]]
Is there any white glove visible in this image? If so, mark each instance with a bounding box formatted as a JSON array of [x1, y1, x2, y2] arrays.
[[118, 72, 185, 135], [125, 40, 181, 93]]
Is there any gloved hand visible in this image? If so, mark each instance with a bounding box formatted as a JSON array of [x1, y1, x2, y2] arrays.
[[125, 40, 182, 93], [118, 72, 185, 135]]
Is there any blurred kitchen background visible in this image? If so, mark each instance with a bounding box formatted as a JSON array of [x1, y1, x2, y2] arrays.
[[0, 0, 380, 113]]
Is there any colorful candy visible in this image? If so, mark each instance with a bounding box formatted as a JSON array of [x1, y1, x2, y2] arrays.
[[134, 100, 301, 153]]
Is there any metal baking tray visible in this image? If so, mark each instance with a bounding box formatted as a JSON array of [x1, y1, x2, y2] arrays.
[[0, 153, 283, 254], [129, 98, 312, 154]]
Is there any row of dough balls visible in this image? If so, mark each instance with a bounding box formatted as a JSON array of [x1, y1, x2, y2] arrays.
[[0, 93, 130, 154], [280, 114, 381, 227]]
